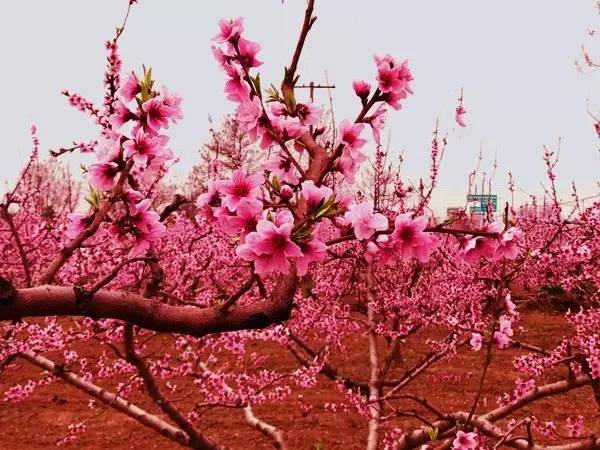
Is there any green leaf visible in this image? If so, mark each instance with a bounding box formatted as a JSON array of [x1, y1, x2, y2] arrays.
[[427, 426, 438, 442], [292, 224, 312, 241], [85, 189, 101, 209], [139, 66, 155, 102], [271, 175, 281, 193], [322, 206, 345, 219], [266, 85, 281, 103], [251, 73, 261, 95], [313, 196, 336, 219]]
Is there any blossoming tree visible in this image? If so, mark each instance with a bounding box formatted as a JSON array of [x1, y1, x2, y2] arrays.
[[0, 1, 599, 449]]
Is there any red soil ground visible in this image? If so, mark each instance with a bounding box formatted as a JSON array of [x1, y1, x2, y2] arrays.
[[0, 310, 598, 449]]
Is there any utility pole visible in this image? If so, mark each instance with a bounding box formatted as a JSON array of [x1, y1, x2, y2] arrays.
[[295, 81, 335, 103]]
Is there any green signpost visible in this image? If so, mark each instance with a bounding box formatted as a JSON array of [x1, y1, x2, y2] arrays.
[[467, 194, 497, 212]]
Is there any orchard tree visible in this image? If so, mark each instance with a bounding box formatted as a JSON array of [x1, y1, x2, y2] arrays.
[[0, 1, 599, 450]]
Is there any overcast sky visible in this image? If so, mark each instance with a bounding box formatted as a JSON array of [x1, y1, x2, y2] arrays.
[[2, 0, 599, 211]]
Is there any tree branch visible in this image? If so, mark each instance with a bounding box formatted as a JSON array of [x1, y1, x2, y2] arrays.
[[395, 375, 593, 450], [18, 350, 192, 448], [2, 272, 297, 337]]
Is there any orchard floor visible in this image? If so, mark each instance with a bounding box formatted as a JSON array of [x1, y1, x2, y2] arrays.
[[0, 310, 598, 449]]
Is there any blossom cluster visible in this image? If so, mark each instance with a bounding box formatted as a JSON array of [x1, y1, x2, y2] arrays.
[[65, 63, 182, 254]]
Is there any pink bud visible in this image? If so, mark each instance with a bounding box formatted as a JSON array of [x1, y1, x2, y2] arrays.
[[279, 185, 293, 200], [366, 242, 379, 255], [352, 80, 371, 98]]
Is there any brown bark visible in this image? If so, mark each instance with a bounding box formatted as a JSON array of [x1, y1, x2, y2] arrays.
[[1, 271, 297, 337]]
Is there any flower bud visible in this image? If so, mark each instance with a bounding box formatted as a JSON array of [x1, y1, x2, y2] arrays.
[[279, 185, 293, 200], [352, 80, 371, 98], [366, 242, 379, 256], [6, 203, 20, 216]]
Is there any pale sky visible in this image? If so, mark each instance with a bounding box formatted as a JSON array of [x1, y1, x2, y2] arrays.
[[2, 1, 599, 211]]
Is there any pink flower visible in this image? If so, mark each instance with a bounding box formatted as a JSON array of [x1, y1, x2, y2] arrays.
[[566, 415, 584, 438], [504, 293, 517, 315], [381, 89, 408, 110], [365, 104, 387, 146], [88, 162, 119, 191], [301, 180, 333, 208], [271, 209, 294, 226], [336, 193, 354, 210], [219, 201, 260, 239], [111, 101, 137, 128], [470, 333, 483, 351], [237, 38, 262, 68], [336, 119, 369, 181], [236, 219, 302, 275], [499, 315, 514, 337], [142, 144, 173, 182], [352, 80, 371, 98], [295, 103, 321, 127], [380, 214, 438, 263], [160, 87, 183, 122], [493, 315, 514, 349], [493, 331, 511, 349], [452, 431, 477, 450], [374, 55, 413, 110], [269, 103, 287, 117], [376, 60, 402, 94], [66, 212, 90, 239], [225, 64, 251, 103], [494, 227, 523, 260], [123, 128, 162, 165], [120, 72, 141, 102], [95, 137, 121, 161], [338, 120, 367, 151], [211, 45, 228, 68], [296, 239, 328, 276], [455, 104, 466, 127], [375, 55, 412, 87], [344, 201, 388, 240], [216, 169, 264, 212], [237, 97, 262, 138], [338, 148, 367, 182], [123, 189, 144, 209], [461, 236, 496, 263], [270, 115, 304, 142], [264, 155, 299, 184], [142, 96, 181, 132], [213, 17, 244, 43], [130, 199, 166, 254], [461, 222, 503, 263], [197, 181, 220, 209], [197, 204, 227, 224]]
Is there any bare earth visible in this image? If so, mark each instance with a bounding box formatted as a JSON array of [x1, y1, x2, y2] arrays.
[[0, 310, 597, 449]]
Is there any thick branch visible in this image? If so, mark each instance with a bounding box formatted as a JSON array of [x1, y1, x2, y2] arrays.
[[2, 272, 297, 336]]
